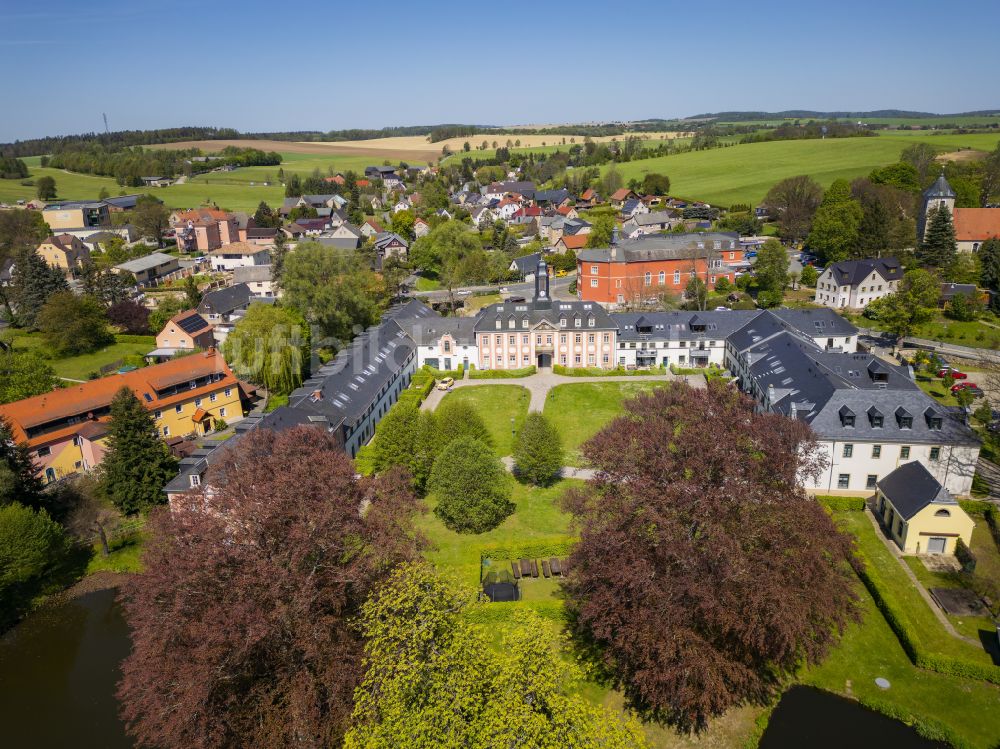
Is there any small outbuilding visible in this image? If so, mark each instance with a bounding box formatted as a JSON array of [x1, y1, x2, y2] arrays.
[[875, 461, 974, 555]]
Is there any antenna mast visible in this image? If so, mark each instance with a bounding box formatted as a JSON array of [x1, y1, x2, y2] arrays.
[[103, 113, 110, 134]]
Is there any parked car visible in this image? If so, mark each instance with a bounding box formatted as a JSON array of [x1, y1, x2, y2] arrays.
[[499, 287, 509, 294], [555, 269, 568, 277], [938, 369, 967, 380], [436, 377, 455, 391], [505, 295, 526, 303], [951, 382, 978, 393], [963, 386, 985, 398], [456, 289, 471, 296]]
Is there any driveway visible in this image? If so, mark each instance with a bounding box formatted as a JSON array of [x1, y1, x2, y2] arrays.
[[420, 368, 689, 413]]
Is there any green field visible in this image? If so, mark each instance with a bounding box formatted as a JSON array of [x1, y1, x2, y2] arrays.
[[605, 131, 1000, 207]]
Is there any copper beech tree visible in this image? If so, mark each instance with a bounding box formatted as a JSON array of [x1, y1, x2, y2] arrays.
[[562, 383, 858, 732], [117, 426, 422, 749]]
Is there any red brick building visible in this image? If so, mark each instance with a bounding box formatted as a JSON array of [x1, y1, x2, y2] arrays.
[[576, 232, 741, 307]]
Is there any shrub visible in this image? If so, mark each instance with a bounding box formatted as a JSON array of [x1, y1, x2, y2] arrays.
[[815, 495, 867, 512], [477, 535, 578, 563], [0, 503, 67, 626], [955, 538, 977, 573], [469, 366, 536, 379], [553, 365, 666, 377], [435, 399, 492, 447], [429, 438, 512, 534]]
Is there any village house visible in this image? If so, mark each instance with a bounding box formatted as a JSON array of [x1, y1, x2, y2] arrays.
[[152, 310, 215, 357], [576, 232, 740, 307], [414, 217, 431, 237], [173, 209, 240, 253], [621, 210, 679, 239], [814, 257, 903, 310], [953, 208, 1000, 252], [484, 180, 536, 201], [206, 241, 271, 272], [0, 350, 243, 483], [197, 284, 255, 344], [875, 461, 975, 555], [360, 218, 384, 239], [609, 188, 637, 208], [42, 200, 111, 237], [114, 252, 180, 287], [233, 265, 277, 298], [620, 198, 649, 219], [36, 234, 90, 273], [373, 232, 409, 261]]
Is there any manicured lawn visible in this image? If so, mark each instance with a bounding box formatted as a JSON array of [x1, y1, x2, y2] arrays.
[[5, 330, 156, 381], [544, 382, 668, 463], [439, 385, 530, 457], [845, 310, 1000, 350], [413, 275, 442, 292], [804, 588, 1000, 749], [604, 131, 1000, 207], [833, 510, 995, 666], [416, 479, 575, 588], [461, 293, 500, 315]]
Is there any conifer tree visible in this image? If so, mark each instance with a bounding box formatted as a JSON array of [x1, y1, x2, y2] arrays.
[[918, 205, 957, 269], [513, 412, 564, 486], [99, 388, 178, 515], [979, 238, 1000, 313], [0, 415, 46, 510], [10, 249, 68, 328]]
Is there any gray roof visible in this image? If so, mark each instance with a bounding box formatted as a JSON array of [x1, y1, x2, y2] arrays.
[[769, 307, 858, 338], [631, 210, 677, 227], [316, 236, 360, 250], [534, 188, 570, 204], [510, 252, 543, 275], [825, 257, 903, 286], [396, 315, 478, 345], [102, 194, 147, 210], [232, 265, 273, 284], [383, 299, 436, 322], [877, 461, 955, 520], [923, 172, 956, 200], [561, 218, 591, 235], [578, 232, 740, 263], [475, 298, 616, 332], [613, 310, 756, 342], [374, 232, 409, 250], [115, 252, 177, 273], [197, 283, 253, 317], [940, 283, 977, 301]]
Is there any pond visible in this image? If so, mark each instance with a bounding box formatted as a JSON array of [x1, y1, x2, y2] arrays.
[[760, 686, 947, 749], [0, 586, 133, 749]]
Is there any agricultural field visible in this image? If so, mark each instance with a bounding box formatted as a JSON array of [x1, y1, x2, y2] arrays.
[[606, 131, 1000, 207]]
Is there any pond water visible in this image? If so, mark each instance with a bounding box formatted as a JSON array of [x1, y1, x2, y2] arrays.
[[0, 587, 133, 749], [0, 594, 950, 749], [760, 686, 947, 749]]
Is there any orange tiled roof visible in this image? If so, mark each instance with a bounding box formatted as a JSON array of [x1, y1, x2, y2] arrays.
[[560, 234, 589, 250], [0, 351, 237, 445], [953, 208, 1000, 242], [173, 208, 232, 224], [206, 241, 269, 256], [610, 188, 632, 201]]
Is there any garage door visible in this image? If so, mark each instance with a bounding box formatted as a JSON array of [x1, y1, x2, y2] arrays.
[[927, 537, 947, 554]]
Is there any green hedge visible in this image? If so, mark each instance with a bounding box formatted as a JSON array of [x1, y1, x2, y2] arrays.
[[854, 556, 1000, 685], [958, 499, 994, 516], [815, 495, 868, 512], [422, 363, 464, 379], [552, 365, 667, 377], [469, 366, 536, 379], [478, 535, 578, 563], [115, 334, 156, 344], [669, 364, 718, 375]]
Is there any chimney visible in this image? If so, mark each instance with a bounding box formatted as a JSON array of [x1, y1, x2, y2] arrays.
[[767, 383, 775, 405], [611, 227, 618, 247]]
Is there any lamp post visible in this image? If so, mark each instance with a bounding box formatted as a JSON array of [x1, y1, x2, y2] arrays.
[[510, 416, 515, 442]]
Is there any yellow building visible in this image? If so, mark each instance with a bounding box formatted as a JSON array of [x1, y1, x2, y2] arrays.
[[36, 234, 91, 273], [875, 461, 975, 555], [42, 201, 110, 233], [0, 350, 243, 484]]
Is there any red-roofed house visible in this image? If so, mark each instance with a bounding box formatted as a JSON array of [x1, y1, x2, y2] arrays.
[[361, 218, 385, 239], [953, 208, 1000, 253]]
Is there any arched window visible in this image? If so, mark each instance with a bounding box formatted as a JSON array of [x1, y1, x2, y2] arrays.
[[934, 508, 951, 517]]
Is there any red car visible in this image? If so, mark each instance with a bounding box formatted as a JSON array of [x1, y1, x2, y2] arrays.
[[951, 382, 978, 394], [938, 369, 967, 380]]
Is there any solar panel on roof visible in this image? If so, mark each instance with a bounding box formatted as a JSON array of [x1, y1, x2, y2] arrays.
[[176, 314, 206, 335]]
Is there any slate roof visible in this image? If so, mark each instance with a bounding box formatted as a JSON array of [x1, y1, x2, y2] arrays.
[[533, 188, 570, 204], [631, 210, 678, 227], [486, 180, 536, 198], [475, 298, 616, 332], [397, 315, 478, 345], [578, 232, 740, 263], [877, 461, 956, 520], [768, 307, 858, 339], [923, 172, 956, 200], [939, 282, 978, 301], [824, 257, 903, 286], [316, 236, 360, 250], [510, 252, 543, 275], [614, 310, 756, 341], [102, 194, 147, 210], [197, 283, 253, 317]]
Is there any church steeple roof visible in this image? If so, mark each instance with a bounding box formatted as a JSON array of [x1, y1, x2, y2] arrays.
[[923, 170, 956, 200]]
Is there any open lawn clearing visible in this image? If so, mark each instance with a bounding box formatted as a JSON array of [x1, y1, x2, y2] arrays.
[[803, 585, 1000, 749], [439, 385, 530, 457], [413, 275, 442, 292], [846, 310, 1000, 350], [5, 330, 155, 381], [605, 131, 1000, 207], [834, 509, 995, 666], [543, 382, 668, 464], [416, 478, 575, 588], [459, 293, 500, 316]]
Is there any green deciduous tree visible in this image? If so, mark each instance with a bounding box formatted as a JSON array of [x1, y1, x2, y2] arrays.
[[222, 303, 310, 395], [0, 416, 46, 509], [945, 292, 982, 322], [754, 238, 789, 307], [917, 206, 957, 269], [281, 242, 387, 345], [133, 195, 170, 247], [869, 161, 921, 193], [10, 248, 69, 328], [429, 438, 511, 533], [183, 275, 202, 307], [37, 291, 114, 356], [0, 350, 58, 405], [900, 142, 938, 184], [762, 175, 822, 242], [391, 209, 416, 241], [640, 173, 671, 195], [345, 563, 648, 749], [35, 176, 57, 200], [147, 296, 186, 333], [0, 502, 67, 627], [434, 398, 492, 447], [586, 213, 615, 248], [99, 388, 178, 515], [864, 269, 940, 343], [806, 179, 863, 264], [601, 164, 624, 197], [513, 412, 563, 486], [799, 264, 819, 287]]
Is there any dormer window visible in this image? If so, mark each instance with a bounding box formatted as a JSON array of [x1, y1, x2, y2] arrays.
[[895, 407, 912, 429], [190, 474, 201, 487], [839, 405, 855, 428], [495, 320, 501, 329], [508, 318, 515, 329], [925, 407, 943, 430], [867, 406, 883, 428], [588, 317, 595, 328], [559, 317, 567, 328], [575, 318, 581, 328]]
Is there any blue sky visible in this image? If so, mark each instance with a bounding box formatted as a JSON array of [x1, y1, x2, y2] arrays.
[[1, 0, 998, 142]]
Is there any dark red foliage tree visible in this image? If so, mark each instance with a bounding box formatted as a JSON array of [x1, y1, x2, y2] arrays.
[[107, 300, 150, 334], [562, 383, 858, 732], [117, 426, 422, 749]]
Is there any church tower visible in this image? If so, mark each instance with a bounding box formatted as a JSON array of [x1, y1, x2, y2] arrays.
[[533, 257, 551, 309], [919, 170, 956, 239]]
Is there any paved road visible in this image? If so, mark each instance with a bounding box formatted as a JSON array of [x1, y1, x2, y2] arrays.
[[501, 456, 597, 481], [412, 275, 576, 303], [420, 368, 698, 413]]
